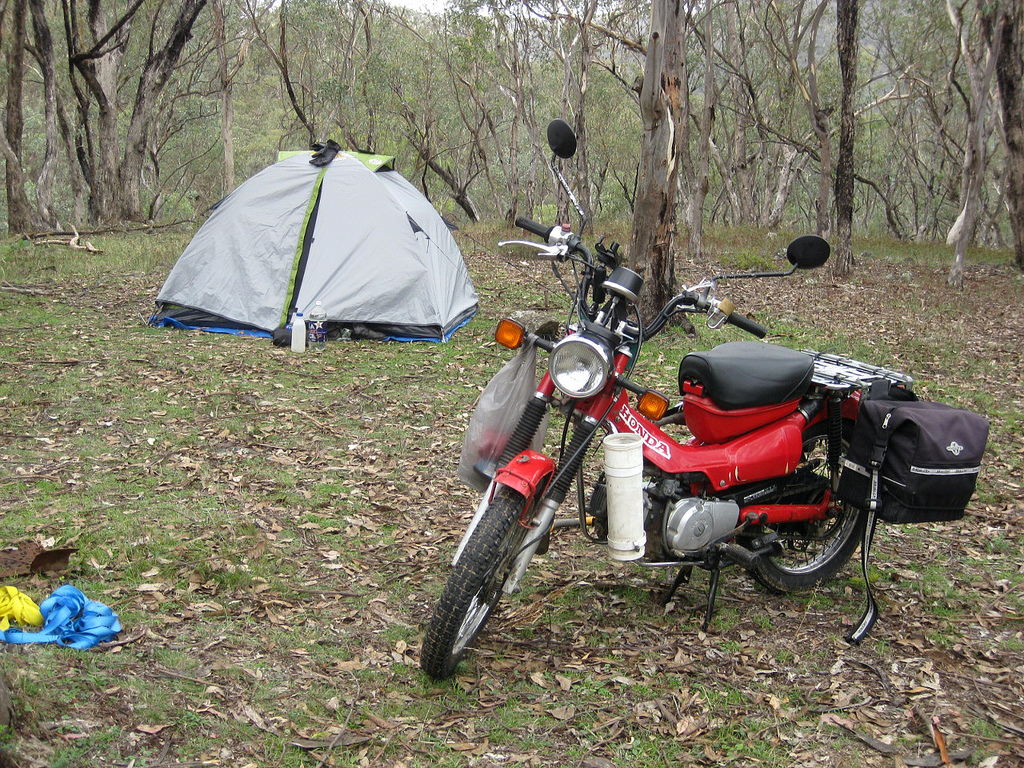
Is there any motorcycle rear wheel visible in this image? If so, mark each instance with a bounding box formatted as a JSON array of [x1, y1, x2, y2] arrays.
[[421, 489, 530, 680], [750, 420, 865, 593]]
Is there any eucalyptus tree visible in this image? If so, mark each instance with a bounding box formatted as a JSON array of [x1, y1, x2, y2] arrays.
[[681, 0, 717, 261], [981, 0, 1024, 270], [2, 0, 37, 232], [764, 0, 833, 237], [862, 1, 954, 240], [395, 6, 490, 220], [524, 0, 600, 220], [945, 0, 997, 288], [61, 0, 209, 223], [488, 2, 545, 221], [581, 1, 646, 217], [832, 0, 859, 277], [711, 3, 810, 230], [629, 0, 687, 320], [213, 0, 263, 195]]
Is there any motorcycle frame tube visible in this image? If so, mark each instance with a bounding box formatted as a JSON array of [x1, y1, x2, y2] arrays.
[[609, 386, 863, 490], [610, 400, 806, 489]]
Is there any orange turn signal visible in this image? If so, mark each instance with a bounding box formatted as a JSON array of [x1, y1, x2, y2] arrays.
[[637, 390, 670, 421], [495, 319, 526, 349]]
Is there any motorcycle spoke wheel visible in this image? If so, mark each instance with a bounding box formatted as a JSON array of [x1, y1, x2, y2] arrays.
[[421, 490, 530, 680], [750, 421, 864, 593]]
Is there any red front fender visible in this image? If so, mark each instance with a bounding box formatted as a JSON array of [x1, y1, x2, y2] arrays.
[[493, 450, 557, 510]]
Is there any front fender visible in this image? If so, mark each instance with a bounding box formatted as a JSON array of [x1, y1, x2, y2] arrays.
[[494, 450, 557, 510]]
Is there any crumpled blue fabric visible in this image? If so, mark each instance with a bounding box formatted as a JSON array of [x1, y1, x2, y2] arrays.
[[0, 585, 120, 649]]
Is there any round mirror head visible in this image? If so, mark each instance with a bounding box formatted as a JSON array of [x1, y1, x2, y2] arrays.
[[547, 119, 577, 159], [786, 234, 830, 269]]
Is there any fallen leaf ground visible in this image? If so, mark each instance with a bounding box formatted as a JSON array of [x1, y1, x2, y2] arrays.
[[0, 229, 1022, 768]]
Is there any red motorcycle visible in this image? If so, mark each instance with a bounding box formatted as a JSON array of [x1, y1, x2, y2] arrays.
[[421, 120, 913, 680]]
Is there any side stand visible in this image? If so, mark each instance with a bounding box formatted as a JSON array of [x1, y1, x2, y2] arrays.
[[663, 560, 726, 632]]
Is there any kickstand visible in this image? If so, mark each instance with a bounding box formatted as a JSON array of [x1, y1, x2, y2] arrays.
[[703, 566, 722, 632], [664, 565, 692, 605]]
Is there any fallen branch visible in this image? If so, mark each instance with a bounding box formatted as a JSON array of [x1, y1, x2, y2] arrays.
[[0, 281, 50, 296], [26, 226, 101, 253]]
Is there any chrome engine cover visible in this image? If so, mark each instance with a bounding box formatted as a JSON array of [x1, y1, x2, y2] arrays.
[[663, 497, 740, 555]]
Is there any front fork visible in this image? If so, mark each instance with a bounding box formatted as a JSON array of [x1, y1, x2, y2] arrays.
[[504, 498, 560, 594], [453, 389, 555, 565], [455, 408, 604, 594]]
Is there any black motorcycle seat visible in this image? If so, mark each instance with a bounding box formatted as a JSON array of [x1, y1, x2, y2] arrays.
[[678, 341, 814, 410]]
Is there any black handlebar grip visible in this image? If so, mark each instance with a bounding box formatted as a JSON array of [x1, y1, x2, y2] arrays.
[[515, 216, 555, 242], [727, 311, 768, 339]]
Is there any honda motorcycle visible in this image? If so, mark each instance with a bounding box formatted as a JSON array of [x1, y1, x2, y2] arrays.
[[420, 120, 913, 680]]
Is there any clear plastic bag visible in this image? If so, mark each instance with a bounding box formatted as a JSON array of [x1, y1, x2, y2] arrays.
[[457, 345, 541, 490]]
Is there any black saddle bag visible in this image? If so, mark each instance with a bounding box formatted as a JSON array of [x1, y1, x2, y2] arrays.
[[837, 398, 989, 642], [837, 399, 989, 523]]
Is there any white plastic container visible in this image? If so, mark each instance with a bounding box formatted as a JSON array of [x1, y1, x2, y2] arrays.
[[602, 433, 646, 561], [290, 312, 305, 353]]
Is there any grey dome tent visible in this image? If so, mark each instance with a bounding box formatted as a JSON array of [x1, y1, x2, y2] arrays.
[[151, 149, 477, 342]]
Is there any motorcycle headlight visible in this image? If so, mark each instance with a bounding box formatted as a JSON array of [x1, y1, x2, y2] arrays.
[[548, 335, 612, 398]]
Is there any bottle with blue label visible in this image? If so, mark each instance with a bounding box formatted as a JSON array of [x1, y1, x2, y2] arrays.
[[307, 301, 327, 353]]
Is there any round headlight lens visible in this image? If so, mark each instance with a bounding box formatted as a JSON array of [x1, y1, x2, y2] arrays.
[[548, 336, 612, 398]]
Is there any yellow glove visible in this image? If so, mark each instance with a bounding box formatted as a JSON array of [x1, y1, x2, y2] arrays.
[[0, 586, 44, 631]]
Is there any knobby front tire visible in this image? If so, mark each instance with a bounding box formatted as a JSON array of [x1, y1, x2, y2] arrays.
[[421, 489, 530, 680]]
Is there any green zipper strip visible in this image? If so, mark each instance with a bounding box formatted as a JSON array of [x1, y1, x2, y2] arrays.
[[280, 167, 328, 328]]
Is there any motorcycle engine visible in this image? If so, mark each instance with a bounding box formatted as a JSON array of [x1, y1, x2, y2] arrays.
[[663, 497, 740, 556]]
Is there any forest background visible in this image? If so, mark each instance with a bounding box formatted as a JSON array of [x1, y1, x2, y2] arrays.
[[3, 2, 1024, 766], [2, 0, 1023, 294]]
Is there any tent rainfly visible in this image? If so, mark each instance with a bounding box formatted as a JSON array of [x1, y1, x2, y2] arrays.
[[151, 149, 477, 342]]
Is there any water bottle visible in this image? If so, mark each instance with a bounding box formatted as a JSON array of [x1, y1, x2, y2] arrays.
[[307, 301, 328, 353], [290, 312, 305, 353]]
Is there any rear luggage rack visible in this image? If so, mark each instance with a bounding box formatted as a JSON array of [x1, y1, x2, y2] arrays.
[[803, 350, 914, 392]]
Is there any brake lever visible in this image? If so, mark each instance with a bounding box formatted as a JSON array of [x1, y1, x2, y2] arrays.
[[497, 240, 568, 261]]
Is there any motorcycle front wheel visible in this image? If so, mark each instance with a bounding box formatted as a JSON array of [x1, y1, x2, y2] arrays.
[[421, 488, 530, 680], [750, 420, 865, 593]]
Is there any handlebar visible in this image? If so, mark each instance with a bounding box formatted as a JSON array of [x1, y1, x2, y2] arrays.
[[641, 291, 766, 341], [513, 216, 765, 341], [726, 311, 767, 339], [514, 216, 555, 241]]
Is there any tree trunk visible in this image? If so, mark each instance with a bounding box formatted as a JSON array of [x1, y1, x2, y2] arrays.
[[685, 0, 716, 261], [28, 0, 60, 228], [763, 145, 805, 229], [119, 0, 208, 221], [832, 0, 859, 278], [213, 0, 236, 196], [66, 0, 133, 223], [945, 0, 996, 288], [982, 0, 1024, 271], [805, 1, 832, 238], [630, 0, 686, 321], [726, 1, 754, 224], [3, 0, 36, 233]]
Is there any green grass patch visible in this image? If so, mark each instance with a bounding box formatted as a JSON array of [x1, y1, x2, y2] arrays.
[[0, 225, 1021, 767]]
